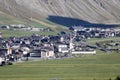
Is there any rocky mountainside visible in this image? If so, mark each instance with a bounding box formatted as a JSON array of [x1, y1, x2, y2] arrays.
[[0, 0, 120, 26]]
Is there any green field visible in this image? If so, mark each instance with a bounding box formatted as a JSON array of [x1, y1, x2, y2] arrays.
[[0, 52, 120, 80], [87, 37, 120, 44], [0, 30, 57, 38]]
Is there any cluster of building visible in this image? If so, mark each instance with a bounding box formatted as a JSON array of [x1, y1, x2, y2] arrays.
[[0, 25, 120, 65], [0, 24, 52, 32], [95, 40, 120, 52], [0, 31, 96, 65], [70, 26, 120, 39]]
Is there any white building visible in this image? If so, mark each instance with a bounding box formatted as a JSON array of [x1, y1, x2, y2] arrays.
[[58, 44, 69, 53], [72, 50, 96, 55]]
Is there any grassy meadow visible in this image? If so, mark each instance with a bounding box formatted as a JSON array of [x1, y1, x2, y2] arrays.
[[0, 52, 120, 80], [0, 30, 57, 38], [87, 37, 120, 44]]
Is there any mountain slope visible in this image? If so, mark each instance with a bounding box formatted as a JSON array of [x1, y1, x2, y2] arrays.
[[0, 0, 120, 26]]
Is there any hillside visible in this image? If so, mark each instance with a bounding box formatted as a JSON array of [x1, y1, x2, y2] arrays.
[[0, 0, 120, 27]]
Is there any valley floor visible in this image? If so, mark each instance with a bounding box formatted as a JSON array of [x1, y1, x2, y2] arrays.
[[0, 52, 120, 80]]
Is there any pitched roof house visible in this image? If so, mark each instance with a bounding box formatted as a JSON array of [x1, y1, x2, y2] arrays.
[[41, 47, 55, 59]]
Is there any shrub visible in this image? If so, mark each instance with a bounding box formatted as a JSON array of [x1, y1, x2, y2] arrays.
[[115, 76, 120, 80]]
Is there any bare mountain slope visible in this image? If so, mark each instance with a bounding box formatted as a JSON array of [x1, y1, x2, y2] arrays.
[[0, 0, 120, 25]]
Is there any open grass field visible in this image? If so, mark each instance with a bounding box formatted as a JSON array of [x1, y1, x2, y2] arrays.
[[0, 30, 57, 38], [87, 37, 120, 44], [0, 52, 120, 80]]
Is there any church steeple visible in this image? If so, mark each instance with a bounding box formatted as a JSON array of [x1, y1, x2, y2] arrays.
[[69, 31, 75, 53]]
